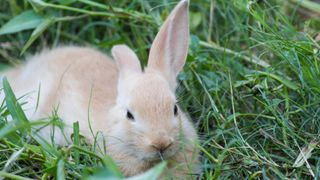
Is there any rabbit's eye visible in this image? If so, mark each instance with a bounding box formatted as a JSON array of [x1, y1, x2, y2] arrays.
[[126, 110, 135, 121], [174, 105, 178, 116]]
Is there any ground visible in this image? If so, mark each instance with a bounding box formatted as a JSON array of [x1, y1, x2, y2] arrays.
[[0, 0, 320, 179]]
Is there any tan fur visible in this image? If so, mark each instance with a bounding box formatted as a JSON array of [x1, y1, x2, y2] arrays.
[[1, 0, 199, 178]]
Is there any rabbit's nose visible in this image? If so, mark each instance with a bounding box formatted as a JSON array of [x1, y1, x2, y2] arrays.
[[151, 138, 173, 153]]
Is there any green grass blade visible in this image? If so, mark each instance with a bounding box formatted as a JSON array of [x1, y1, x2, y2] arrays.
[[101, 156, 123, 178], [0, 171, 33, 180], [57, 158, 66, 180], [289, 0, 320, 12], [255, 71, 299, 90], [3, 147, 25, 172], [0, 10, 43, 35], [2, 77, 29, 124], [126, 162, 167, 180], [21, 17, 55, 55], [73, 122, 80, 164]]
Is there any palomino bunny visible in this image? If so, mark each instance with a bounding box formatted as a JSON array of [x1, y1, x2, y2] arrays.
[[2, 0, 199, 178]]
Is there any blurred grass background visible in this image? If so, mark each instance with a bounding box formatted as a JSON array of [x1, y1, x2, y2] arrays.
[[0, 0, 320, 179]]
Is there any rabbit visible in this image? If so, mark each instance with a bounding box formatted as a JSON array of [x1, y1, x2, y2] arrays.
[[1, 0, 199, 178]]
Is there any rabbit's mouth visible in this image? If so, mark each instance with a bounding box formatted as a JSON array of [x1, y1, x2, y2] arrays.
[[141, 154, 167, 163], [140, 145, 179, 162]]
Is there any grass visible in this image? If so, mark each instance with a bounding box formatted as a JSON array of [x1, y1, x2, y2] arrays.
[[0, 0, 320, 179]]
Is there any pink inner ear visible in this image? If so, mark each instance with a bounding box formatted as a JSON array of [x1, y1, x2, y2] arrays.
[[149, 22, 170, 73], [146, 0, 189, 88], [168, 8, 189, 74]]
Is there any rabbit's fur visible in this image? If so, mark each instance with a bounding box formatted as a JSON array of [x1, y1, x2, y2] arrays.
[[1, 0, 199, 178]]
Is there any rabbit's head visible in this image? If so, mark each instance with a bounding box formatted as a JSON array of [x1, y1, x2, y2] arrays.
[[109, 0, 192, 162]]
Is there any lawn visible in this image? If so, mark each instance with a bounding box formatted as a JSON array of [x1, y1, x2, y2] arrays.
[[0, 0, 320, 179]]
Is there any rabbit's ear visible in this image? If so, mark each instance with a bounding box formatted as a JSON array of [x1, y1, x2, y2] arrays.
[[147, 0, 189, 88], [112, 45, 142, 77]]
